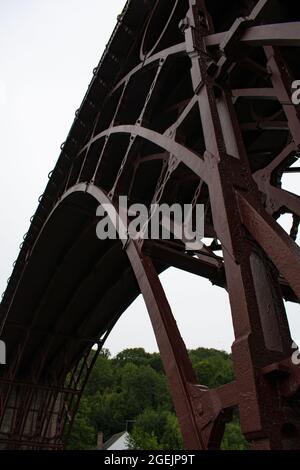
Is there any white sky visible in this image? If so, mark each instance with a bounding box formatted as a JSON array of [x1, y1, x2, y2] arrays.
[[0, 1, 299, 357]]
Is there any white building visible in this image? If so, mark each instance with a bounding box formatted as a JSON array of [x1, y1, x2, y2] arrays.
[[98, 431, 130, 450]]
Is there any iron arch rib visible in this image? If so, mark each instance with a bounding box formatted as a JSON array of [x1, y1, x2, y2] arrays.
[[78, 124, 207, 181]]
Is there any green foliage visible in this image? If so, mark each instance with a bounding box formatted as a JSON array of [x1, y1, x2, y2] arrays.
[[67, 347, 246, 450], [85, 353, 114, 395], [222, 421, 250, 450], [127, 430, 160, 450], [120, 363, 169, 414], [67, 397, 96, 450], [161, 413, 184, 450], [189, 348, 234, 388], [127, 409, 183, 450]]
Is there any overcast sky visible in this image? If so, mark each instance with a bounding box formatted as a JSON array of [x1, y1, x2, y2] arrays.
[[0, 1, 299, 357]]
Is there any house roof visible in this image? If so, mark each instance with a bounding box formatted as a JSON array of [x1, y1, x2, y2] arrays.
[[103, 431, 128, 450]]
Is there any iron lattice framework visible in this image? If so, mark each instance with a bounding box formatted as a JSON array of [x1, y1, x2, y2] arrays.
[[1, 0, 300, 450]]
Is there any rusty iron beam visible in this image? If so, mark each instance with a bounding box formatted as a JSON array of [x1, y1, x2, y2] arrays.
[[206, 22, 300, 48]]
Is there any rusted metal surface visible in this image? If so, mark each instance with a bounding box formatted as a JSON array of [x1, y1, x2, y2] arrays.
[[1, 0, 300, 450]]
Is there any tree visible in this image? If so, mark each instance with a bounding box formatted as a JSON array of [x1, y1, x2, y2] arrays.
[[127, 430, 160, 450], [68, 347, 247, 451], [67, 397, 95, 450], [161, 413, 184, 450], [128, 409, 183, 450], [120, 363, 170, 415], [85, 351, 114, 395], [222, 421, 250, 450]]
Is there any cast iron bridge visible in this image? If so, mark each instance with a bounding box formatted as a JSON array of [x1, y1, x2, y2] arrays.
[[1, 0, 300, 450]]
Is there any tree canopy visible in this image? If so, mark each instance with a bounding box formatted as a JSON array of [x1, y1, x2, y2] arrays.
[[67, 347, 249, 450]]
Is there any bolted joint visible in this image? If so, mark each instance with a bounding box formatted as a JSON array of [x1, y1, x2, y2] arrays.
[[178, 17, 191, 34]]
